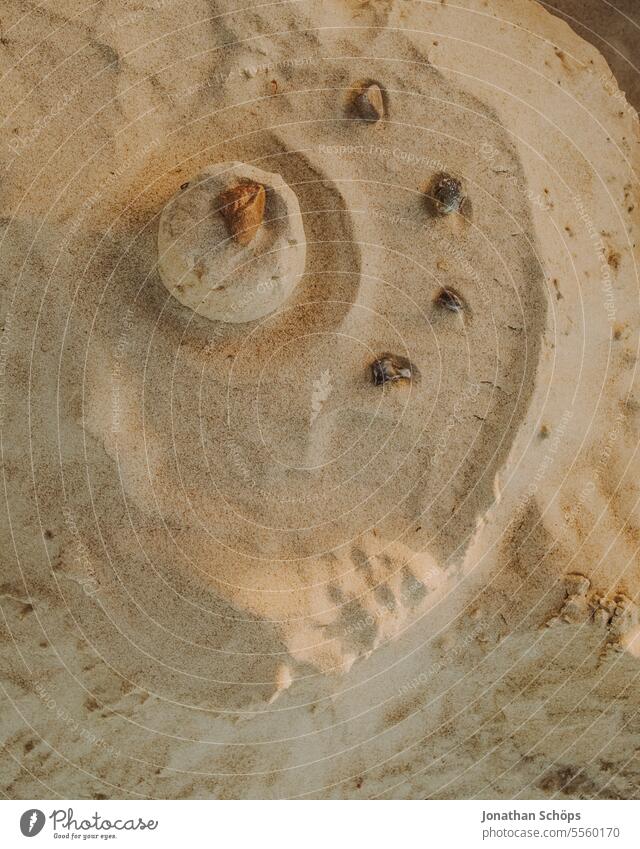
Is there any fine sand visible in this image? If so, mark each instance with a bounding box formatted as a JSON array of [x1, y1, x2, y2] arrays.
[[1, 0, 639, 799]]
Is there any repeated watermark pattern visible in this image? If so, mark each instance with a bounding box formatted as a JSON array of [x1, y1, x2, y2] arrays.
[[34, 681, 119, 759], [310, 369, 332, 425]]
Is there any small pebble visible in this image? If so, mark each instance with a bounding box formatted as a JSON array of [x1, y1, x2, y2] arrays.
[[436, 288, 464, 313], [427, 173, 465, 215], [371, 354, 413, 386], [354, 84, 385, 122], [217, 179, 266, 246]]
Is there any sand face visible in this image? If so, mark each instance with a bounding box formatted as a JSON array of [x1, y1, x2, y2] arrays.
[[1, 0, 639, 799], [79, 36, 547, 676]]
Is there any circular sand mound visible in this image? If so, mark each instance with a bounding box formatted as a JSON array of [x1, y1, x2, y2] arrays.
[[158, 161, 306, 323]]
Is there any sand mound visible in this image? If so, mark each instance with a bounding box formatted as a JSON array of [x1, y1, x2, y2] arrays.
[[158, 161, 306, 322]]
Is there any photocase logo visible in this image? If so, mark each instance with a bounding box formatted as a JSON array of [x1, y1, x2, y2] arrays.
[[20, 809, 45, 837]]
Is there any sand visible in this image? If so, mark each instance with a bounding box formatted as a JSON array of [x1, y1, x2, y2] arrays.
[[1, 0, 639, 799]]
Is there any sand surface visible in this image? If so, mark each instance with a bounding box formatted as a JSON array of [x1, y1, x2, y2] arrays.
[[1, 0, 639, 799]]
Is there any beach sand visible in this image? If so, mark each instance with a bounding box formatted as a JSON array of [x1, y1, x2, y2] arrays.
[[1, 0, 639, 798]]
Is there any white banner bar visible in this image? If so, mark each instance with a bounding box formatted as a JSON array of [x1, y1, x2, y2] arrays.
[[1, 800, 639, 848]]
